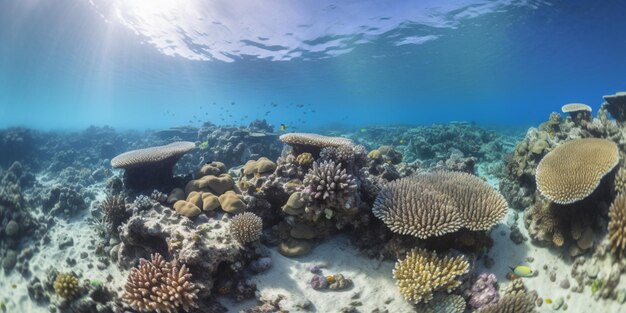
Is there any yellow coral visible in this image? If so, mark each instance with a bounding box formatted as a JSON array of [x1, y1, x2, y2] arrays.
[[609, 193, 626, 258], [296, 152, 314, 167], [393, 248, 469, 304], [53, 272, 80, 299]]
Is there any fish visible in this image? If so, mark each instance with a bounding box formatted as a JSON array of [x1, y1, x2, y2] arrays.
[[360, 128, 367, 133], [509, 265, 534, 277], [198, 141, 209, 150], [399, 139, 405, 144], [545, 298, 552, 304], [280, 124, 289, 132]]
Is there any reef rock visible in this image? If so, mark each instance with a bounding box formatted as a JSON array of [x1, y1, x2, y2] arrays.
[[117, 204, 241, 297]]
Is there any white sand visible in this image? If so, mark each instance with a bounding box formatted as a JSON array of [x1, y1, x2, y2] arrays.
[[222, 235, 414, 313], [483, 211, 626, 313], [0, 184, 125, 313]]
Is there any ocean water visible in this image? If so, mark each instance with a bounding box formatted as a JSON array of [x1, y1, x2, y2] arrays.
[[1, 1, 626, 313]]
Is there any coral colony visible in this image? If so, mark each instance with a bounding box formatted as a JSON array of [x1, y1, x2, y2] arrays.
[[3, 92, 626, 312]]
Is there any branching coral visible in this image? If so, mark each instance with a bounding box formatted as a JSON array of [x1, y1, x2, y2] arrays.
[[100, 194, 129, 234], [53, 272, 80, 299], [302, 160, 357, 212], [373, 172, 507, 239], [230, 212, 263, 244], [608, 193, 626, 258], [392, 248, 469, 304], [475, 279, 536, 313], [536, 138, 619, 204], [123, 253, 199, 313]]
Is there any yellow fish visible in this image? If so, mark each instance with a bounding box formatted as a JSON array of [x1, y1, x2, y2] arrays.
[[399, 139, 405, 144], [199, 141, 209, 150], [509, 265, 534, 277], [545, 298, 552, 304], [280, 124, 288, 131]]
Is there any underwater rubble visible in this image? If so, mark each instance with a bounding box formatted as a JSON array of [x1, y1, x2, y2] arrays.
[[3, 100, 626, 312]]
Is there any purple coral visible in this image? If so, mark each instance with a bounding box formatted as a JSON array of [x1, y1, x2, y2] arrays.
[[310, 275, 329, 290], [468, 272, 499, 309]]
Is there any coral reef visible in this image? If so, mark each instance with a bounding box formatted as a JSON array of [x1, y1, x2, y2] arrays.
[[608, 193, 626, 258], [230, 212, 263, 244], [117, 203, 241, 298], [535, 138, 619, 204], [373, 172, 507, 239], [111, 141, 195, 191], [196, 120, 282, 168], [123, 253, 199, 313], [392, 248, 469, 304], [42, 185, 88, 217]]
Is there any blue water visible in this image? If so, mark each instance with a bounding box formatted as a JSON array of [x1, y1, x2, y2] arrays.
[[1, 0, 625, 130]]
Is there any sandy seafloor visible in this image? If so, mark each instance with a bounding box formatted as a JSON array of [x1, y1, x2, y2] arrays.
[[1, 166, 624, 313]]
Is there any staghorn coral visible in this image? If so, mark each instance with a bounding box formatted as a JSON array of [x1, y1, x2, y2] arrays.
[[123, 253, 199, 313], [111, 141, 195, 190], [230, 212, 263, 244], [302, 160, 358, 213], [536, 138, 619, 204], [100, 194, 129, 235], [373, 172, 507, 239], [609, 193, 626, 258], [392, 248, 469, 304], [53, 272, 80, 299]]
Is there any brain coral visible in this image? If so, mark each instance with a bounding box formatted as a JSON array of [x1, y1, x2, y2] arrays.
[[123, 253, 198, 313], [393, 248, 470, 304], [230, 212, 263, 244], [373, 172, 507, 239], [609, 193, 626, 258], [536, 138, 619, 204]]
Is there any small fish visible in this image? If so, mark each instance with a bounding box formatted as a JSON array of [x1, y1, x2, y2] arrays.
[[509, 265, 534, 277], [545, 298, 552, 304], [360, 128, 367, 133], [199, 141, 209, 150], [399, 139, 405, 144], [280, 124, 289, 132]]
